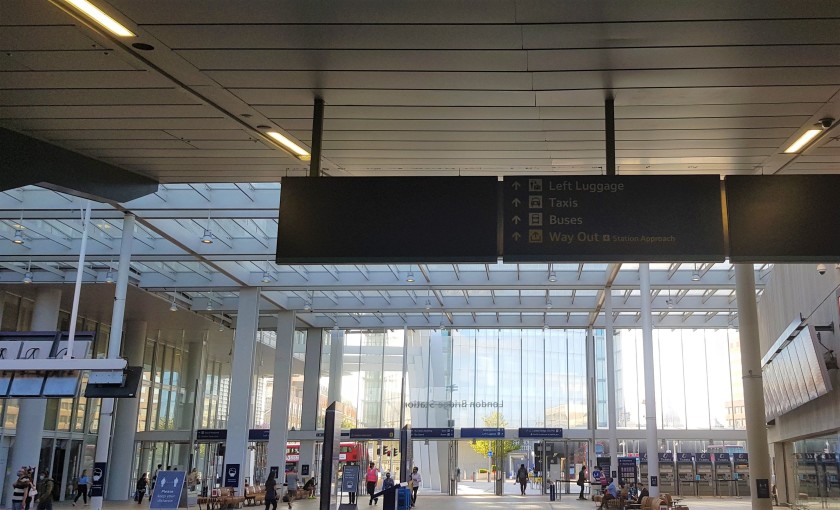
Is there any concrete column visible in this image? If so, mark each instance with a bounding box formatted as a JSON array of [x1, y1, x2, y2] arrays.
[[734, 264, 773, 510], [639, 264, 659, 496], [91, 212, 134, 510], [177, 339, 205, 471], [298, 329, 322, 472], [267, 312, 295, 475], [605, 288, 618, 478], [7, 287, 61, 504], [106, 320, 147, 500], [227, 287, 260, 495]]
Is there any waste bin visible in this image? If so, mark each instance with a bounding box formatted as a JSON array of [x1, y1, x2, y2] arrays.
[[396, 487, 411, 510], [549, 482, 556, 501]]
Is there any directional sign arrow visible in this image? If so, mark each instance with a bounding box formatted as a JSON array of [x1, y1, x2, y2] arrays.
[[511, 181, 521, 190], [511, 215, 521, 224], [512, 232, 522, 241], [511, 198, 522, 207]]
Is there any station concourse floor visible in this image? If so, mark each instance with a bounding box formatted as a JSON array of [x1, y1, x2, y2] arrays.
[[52, 495, 758, 510]]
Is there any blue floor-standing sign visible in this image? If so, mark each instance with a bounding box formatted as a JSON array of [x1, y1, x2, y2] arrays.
[[150, 471, 186, 510], [341, 465, 360, 494], [224, 464, 240, 488], [89, 463, 107, 497]]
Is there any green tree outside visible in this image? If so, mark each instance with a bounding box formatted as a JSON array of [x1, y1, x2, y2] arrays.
[[468, 411, 520, 470]]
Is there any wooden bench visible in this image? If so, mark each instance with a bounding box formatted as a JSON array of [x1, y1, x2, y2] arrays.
[[244, 485, 266, 506]]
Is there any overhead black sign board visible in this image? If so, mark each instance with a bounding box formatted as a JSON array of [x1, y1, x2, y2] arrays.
[[276, 177, 498, 263], [726, 175, 840, 262], [411, 428, 455, 439], [503, 175, 725, 262], [518, 427, 563, 438], [349, 428, 396, 439], [460, 427, 505, 439]]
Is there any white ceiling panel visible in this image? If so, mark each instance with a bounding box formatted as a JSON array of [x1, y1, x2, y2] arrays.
[[146, 24, 525, 50], [0, 0, 837, 181]]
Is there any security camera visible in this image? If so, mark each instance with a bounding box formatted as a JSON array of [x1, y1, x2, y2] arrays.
[[819, 118, 834, 129], [817, 263, 827, 275]]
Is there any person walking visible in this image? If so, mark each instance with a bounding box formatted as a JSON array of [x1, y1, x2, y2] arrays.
[[409, 467, 422, 507], [284, 466, 299, 509], [264, 471, 278, 510], [135, 473, 148, 504], [151, 464, 162, 495], [72, 470, 89, 506], [516, 464, 529, 495], [577, 465, 588, 500], [382, 472, 395, 492], [365, 462, 379, 506], [11, 467, 32, 510], [35, 470, 55, 510]]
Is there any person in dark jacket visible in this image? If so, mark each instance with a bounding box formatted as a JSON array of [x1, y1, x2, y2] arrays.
[[136, 473, 149, 504], [636, 484, 649, 504], [35, 471, 55, 510], [264, 472, 278, 510], [577, 465, 588, 500], [516, 464, 529, 495]]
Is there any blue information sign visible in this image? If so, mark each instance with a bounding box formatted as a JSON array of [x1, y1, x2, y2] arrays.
[[460, 428, 504, 439], [224, 464, 240, 488], [677, 453, 693, 462], [349, 428, 396, 439], [734, 453, 749, 463], [697, 453, 712, 463], [196, 429, 227, 441], [658, 453, 674, 462], [150, 471, 186, 510], [518, 428, 563, 438], [715, 453, 731, 463], [341, 465, 360, 493], [248, 429, 270, 441], [411, 428, 455, 439]]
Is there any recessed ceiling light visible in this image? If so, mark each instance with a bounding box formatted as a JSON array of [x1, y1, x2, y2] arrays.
[[784, 129, 821, 154], [131, 42, 154, 51], [266, 131, 310, 160], [64, 0, 135, 37]]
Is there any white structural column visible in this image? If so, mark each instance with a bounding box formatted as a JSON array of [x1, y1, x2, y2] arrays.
[[107, 320, 148, 500], [6, 287, 61, 504], [267, 312, 296, 475], [585, 327, 596, 471], [639, 264, 659, 496], [91, 212, 135, 510], [734, 264, 773, 510], [605, 288, 618, 477], [178, 340, 206, 470], [227, 287, 261, 494], [297, 328, 322, 474], [326, 328, 344, 406]]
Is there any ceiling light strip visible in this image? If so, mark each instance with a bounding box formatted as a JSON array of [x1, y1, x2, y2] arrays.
[[266, 131, 310, 159], [63, 0, 135, 37], [784, 129, 821, 154]]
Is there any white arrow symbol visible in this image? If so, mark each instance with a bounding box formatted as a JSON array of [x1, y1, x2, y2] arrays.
[[511, 216, 521, 224], [511, 181, 521, 190], [511, 198, 521, 207], [512, 232, 522, 241]]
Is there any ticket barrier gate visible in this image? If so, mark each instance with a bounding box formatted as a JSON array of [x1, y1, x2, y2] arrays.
[[714, 453, 735, 496], [677, 453, 696, 496], [733, 453, 750, 496], [695, 453, 715, 496]]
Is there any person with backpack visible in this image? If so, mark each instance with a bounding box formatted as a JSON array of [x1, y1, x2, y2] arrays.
[[516, 464, 529, 495], [35, 470, 54, 510]]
